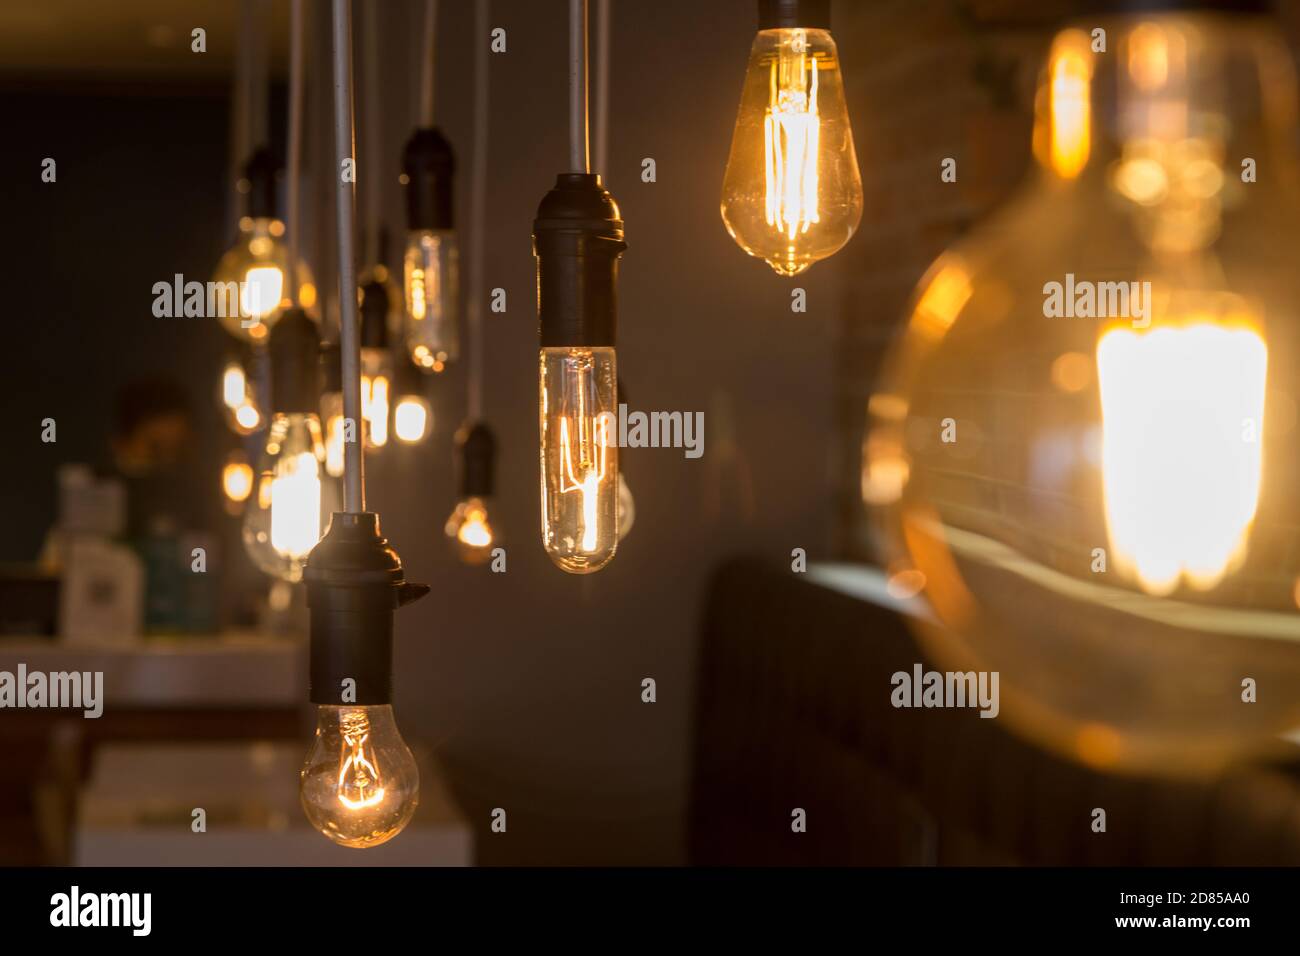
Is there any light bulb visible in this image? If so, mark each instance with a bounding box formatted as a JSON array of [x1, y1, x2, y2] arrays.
[[394, 394, 432, 444], [219, 356, 262, 435], [300, 705, 419, 849], [243, 412, 326, 582], [617, 472, 635, 541], [540, 348, 618, 573], [212, 216, 311, 343], [222, 450, 254, 511], [720, 14, 861, 276], [321, 389, 346, 478], [445, 496, 495, 564], [404, 231, 459, 372], [360, 350, 392, 449], [864, 13, 1300, 773]]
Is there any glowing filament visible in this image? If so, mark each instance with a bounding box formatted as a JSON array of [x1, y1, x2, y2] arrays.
[[558, 413, 610, 554], [1048, 32, 1093, 179], [764, 32, 821, 240], [409, 267, 427, 321], [458, 506, 493, 549], [336, 711, 386, 811], [1097, 324, 1266, 595], [361, 375, 391, 447], [242, 266, 285, 319]]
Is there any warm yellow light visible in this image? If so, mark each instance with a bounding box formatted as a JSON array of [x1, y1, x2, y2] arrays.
[[445, 497, 495, 564], [336, 710, 386, 811], [221, 363, 247, 409], [269, 450, 323, 559], [764, 31, 821, 242], [394, 397, 430, 444], [222, 459, 254, 503], [361, 374, 390, 448], [1048, 31, 1093, 179], [242, 266, 285, 319], [324, 413, 345, 478], [559, 411, 610, 554], [1097, 323, 1266, 595], [235, 402, 261, 431], [409, 267, 427, 321], [458, 510, 492, 549]]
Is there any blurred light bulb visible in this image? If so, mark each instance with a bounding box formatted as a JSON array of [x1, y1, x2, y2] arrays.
[[213, 217, 312, 343], [394, 394, 432, 444], [721, 24, 861, 275], [445, 496, 495, 564], [540, 348, 618, 572], [360, 350, 392, 450], [617, 472, 635, 541], [865, 13, 1300, 772], [404, 231, 459, 371], [219, 357, 262, 435], [222, 450, 254, 509], [321, 390, 346, 478], [243, 412, 326, 582], [300, 705, 418, 849]]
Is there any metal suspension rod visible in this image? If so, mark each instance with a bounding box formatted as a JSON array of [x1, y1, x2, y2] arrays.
[[468, 0, 490, 422], [594, 0, 609, 178], [287, 0, 305, 304], [331, 0, 365, 513], [568, 0, 589, 173]]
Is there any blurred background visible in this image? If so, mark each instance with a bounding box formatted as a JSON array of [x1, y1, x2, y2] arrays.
[[3, 0, 1300, 866]]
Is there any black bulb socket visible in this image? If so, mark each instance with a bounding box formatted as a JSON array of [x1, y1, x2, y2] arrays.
[[243, 147, 280, 221], [457, 422, 496, 499], [319, 341, 342, 397], [305, 512, 430, 706], [403, 127, 456, 232], [269, 308, 321, 416], [359, 279, 391, 350], [757, 0, 830, 30], [533, 173, 626, 349]]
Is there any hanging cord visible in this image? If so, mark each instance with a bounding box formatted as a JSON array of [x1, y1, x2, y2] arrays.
[[418, 0, 438, 128], [287, 0, 305, 304], [467, 0, 490, 422], [250, 0, 270, 152], [331, 0, 365, 513], [593, 0, 610, 179], [361, 0, 383, 267], [569, 0, 589, 173]]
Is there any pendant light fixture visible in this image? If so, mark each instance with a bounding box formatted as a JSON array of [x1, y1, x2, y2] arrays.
[[446, 0, 499, 565], [533, 0, 625, 574], [720, 0, 862, 276], [300, 0, 427, 849], [393, 357, 433, 445], [359, 277, 396, 450], [865, 9, 1300, 772], [319, 342, 346, 478], [401, 0, 460, 374]]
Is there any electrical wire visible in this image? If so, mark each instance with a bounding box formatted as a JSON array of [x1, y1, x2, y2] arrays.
[[330, 0, 365, 513], [287, 0, 304, 304], [468, 0, 490, 422], [418, 0, 438, 128]]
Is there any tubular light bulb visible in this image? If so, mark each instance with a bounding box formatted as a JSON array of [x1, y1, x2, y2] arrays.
[[540, 348, 618, 573], [243, 412, 326, 582], [300, 705, 419, 849], [404, 230, 459, 372], [721, 21, 861, 276], [360, 351, 392, 449], [864, 13, 1300, 773], [445, 497, 495, 564]]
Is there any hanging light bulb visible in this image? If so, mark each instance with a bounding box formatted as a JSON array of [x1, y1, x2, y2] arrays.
[[864, 11, 1300, 773], [213, 149, 316, 343], [243, 308, 327, 582], [393, 357, 433, 445], [720, 0, 862, 276], [219, 347, 263, 435], [445, 422, 497, 564], [301, 513, 427, 848], [533, 174, 625, 574], [319, 342, 347, 479], [222, 448, 255, 515], [401, 128, 460, 373], [359, 279, 396, 450]]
